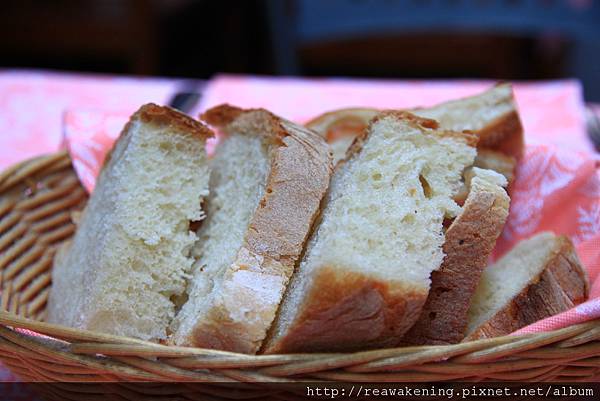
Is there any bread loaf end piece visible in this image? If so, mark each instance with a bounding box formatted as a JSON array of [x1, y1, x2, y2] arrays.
[[47, 104, 213, 341], [263, 111, 477, 353], [466, 232, 589, 340]]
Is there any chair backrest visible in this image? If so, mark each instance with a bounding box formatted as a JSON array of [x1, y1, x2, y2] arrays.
[[266, 0, 600, 100], [293, 0, 600, 43]]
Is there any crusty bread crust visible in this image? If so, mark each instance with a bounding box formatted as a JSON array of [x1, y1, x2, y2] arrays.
[[475, 110, 524, 160], [138, 103, 215, 138], [371, 111, 479, 147], [305, 108, 378, 142], [103, 104, 214, 167], [466, 236, 589, 341], [200, 103, 245, 128], [401, 176, 510, 345], [262, 266, 427, 353], [339, 111, 477, 166], [172, 104, 332, 354]]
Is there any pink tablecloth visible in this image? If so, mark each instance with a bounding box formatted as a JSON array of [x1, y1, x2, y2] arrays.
[[0, 69, 182, 169], [200, 75, 594, 153]]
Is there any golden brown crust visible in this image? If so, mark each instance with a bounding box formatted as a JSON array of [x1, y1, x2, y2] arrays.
[[372, 110, 440, 130], [305, 107, 378, 142], [338, 110, 477, 172], [476, 110, 524, 160], [372, 110, 480, 147], [103, 104, 213, 168], [137, 103, 214, 139], [200, 103, 245, 128], [400, 179, 510, 346], [262, 266, 428, 354], [466, 236, 589, 341], [174, 105, 332, 354]]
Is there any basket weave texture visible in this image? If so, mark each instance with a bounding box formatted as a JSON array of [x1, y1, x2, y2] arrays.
[[0, 151, 599, 396]]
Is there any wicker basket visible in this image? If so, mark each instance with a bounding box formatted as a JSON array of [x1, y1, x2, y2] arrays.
[[0, 151, 599, 397]]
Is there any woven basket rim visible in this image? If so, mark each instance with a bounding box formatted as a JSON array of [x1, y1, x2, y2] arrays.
[[2, 309, 599, 357]]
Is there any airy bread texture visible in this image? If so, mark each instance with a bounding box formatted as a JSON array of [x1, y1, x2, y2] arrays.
[[401, 168, 510, 345], [263, 112, 477, 353], [47, 104, 213, 341], [306, 83, 523, 164], [466, 232, 589, 340], [169, 104, 332, 354]]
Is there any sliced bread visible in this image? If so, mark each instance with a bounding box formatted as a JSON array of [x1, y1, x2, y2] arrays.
[[168, 104, 332, 354], [262, 111, 477, 353], [47, 104, 213, 341], [413, 83, 524, 159], [466, 232, 589, 340], [306, 83, 523, 164], [401, 167, 510, 345]]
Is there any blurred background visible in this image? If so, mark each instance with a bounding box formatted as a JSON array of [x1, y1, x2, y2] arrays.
[[1, 0, 599, 100]]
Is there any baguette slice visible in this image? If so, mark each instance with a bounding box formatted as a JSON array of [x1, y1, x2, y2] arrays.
[[168, 104, 332, 354], [306, 83, 524, 164], [262, 111, 477, 353], [47, 104, 213, 341], [401, 168, 510, 345], [466, 232, 589, 340]]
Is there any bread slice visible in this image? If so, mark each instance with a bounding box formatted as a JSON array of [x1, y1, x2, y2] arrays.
[[47, 104, 213, 341], [413, 83, 524, 159], [168, 104, 332, 354], [306, 83, 524, 164], [401, 168, 510, 345], [262, 112, 477, 354], [466, 232, 589, 340]]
